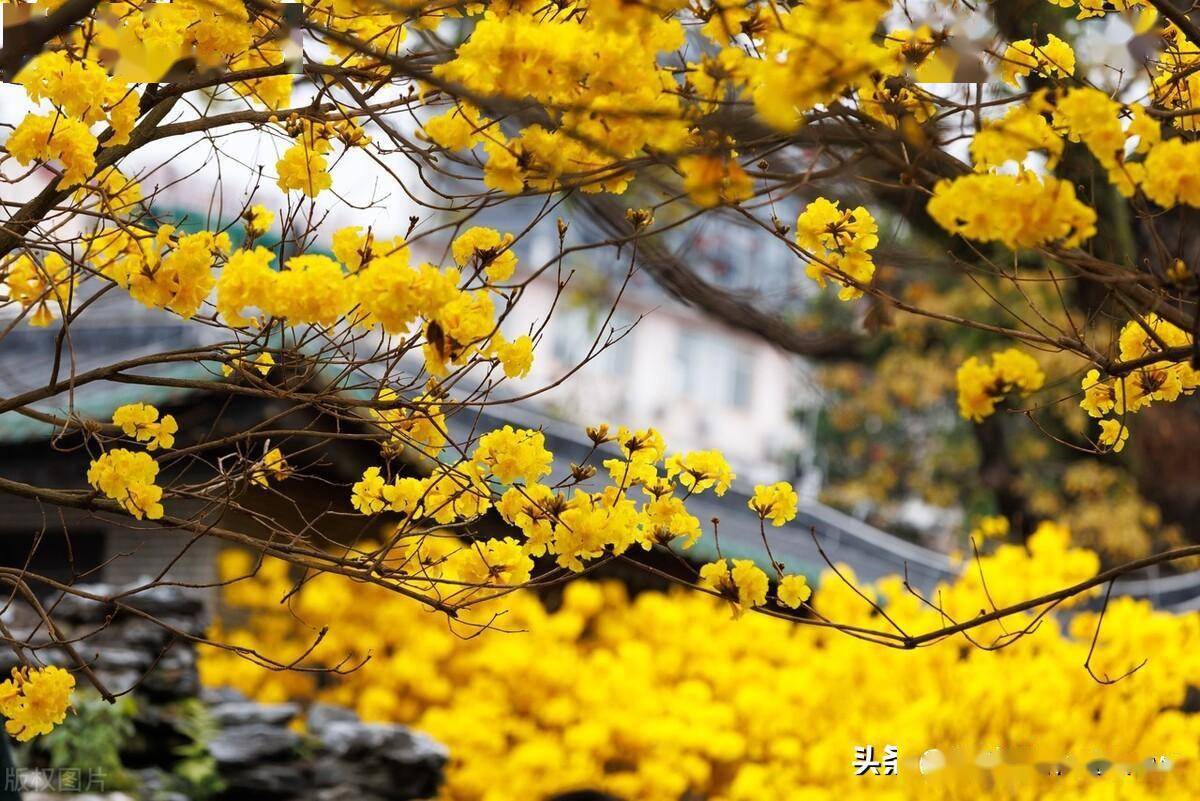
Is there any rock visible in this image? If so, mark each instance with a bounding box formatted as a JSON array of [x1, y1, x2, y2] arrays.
[[208, 724, 301, 766], [318, 720, 407, 759], [201, 686, 247, 706], [220, 762, 309, 799], [314, 721, 448, 799], [306, 703, 359, 731], [139, 645, 199, 701], [56, 582, 205, 631], [210, 700, 300, 728]]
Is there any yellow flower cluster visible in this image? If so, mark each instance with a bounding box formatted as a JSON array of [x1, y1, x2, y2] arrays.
[[956, 348, 1045, 422], [276, 122, 334, 199], [423, 0, 894, 192], [451, 227, 518, 283], [969, 515, 1010, 541], [1053, 88, 1160, 197], [740, 0, 891, 131], [70, 0, 288, 105], [349, 424, 746, 575], [748, 481, 799, 527], [275, 114, 372, 199], [472, 426, 553, 486], [698, 558, 770, 614], [15, 51, 138, 144], [1141, 138, 1200, 208], [1150, 19, 1200, 132], [927, 172, 1096, 250], [1080, 315, 1199, 453], [795, 198, 879, 301], [86, 448, 164, 520], [216, 226, 530, 378], [112, 402, 177, 451], [1000, 35, 1076, 86], [664, 449, 735, 495], [0, 666, 74, 742], [2, 253, 74, 327], [6, 51, 140, 189], [678, 153, 754, 208], [84, 226, 230, 318], [5, 113, 99, 189], [369, 389, 449, 458], [201, 519, 1200, 801], [243, 205, 275, 239], [970, 103, 1063, 171], [428, 9, 690, 194], [957, 83, 1198, 229]]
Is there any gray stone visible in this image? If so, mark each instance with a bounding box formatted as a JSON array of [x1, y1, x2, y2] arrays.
[[208, 723, 301, 765], [56, 582, 205, 629], [139, 645, 199, 700], [201, 686, 247, 705], [210, 700, 300, 728], [220, 762, 309, 799], [319, 720, 447, 764], [314, 721, 448, 799], [306, 702, 360, 731]]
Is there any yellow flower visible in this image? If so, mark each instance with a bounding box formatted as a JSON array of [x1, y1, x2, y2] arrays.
[[86, 449, 164, 520], [244, 205, 275, 238], [664, 450, 735, 496], [497, 484, 557, 556], [0, 666, 74, 742], [2, 253, 74, 328], [679, 153, 754, 207], [928, 172, 1096, 250], [1001, 34, 1075, 86], [777, 574, 812, 609], [796, 198, 878, 301], [112, 403, 177, 450], [1143, 139, 1200, 207], [371, 389, 449, 458], [423, 104, 488, 151], [1098, 419, 1129, 453], [699, 558, 769, 614], [452, 227, 518, 282], [1080, 369, 1116, 418], [970, 103, 1063, 171], [638, 494, 702, 549], [956, 349, 1044, 422], [970, 515, 1010, 541], [6, 112, 98, 188], [276, 141, 333, 198], [496, 335, 535, 379], [445, 537, 533, 587], [749, 482, 799, 527], [351, 466, 388, 514], [252, 448, 289, 487], [472, 426, 553, 486], [615, 426, 666, 464]]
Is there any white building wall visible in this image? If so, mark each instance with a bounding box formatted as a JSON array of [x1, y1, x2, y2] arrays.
[[502, 270, 818, 487]]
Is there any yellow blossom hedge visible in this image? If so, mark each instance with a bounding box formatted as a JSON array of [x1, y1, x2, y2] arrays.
[[201, 524, 1200, 801]]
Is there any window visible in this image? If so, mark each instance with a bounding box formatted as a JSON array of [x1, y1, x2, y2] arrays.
[[678, 329, 755, 410], [552, 309, 635, 374]]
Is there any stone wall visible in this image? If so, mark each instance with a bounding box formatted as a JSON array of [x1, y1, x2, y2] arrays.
[[3, 581, 447, 801]]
